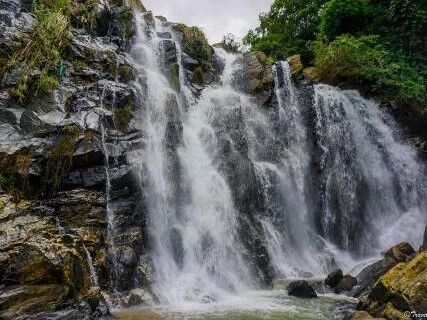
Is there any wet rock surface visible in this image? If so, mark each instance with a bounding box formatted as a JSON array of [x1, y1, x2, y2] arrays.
[[0, 193, 108, 319], [286, 280, 318, 298], [325, 269, 344, 288]]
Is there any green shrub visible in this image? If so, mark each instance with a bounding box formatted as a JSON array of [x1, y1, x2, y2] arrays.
[[312, 35, 426, 106], [320, 0, 375, 40]]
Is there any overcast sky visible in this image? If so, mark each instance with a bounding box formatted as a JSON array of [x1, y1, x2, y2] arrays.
[[142, 0, 273, 43]]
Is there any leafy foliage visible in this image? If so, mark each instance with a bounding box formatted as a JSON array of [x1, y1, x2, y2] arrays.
[[244, 0, 327, 63], [245, 0, 427, 110]]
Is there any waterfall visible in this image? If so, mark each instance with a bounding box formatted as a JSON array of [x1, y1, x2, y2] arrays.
[[313, 84, 427, 254], [83, 244, 100, 287], [122, 10, 426, 309], [129, 12, 253, 305]]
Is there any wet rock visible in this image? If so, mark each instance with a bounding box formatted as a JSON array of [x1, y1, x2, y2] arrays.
[[182, 53, 199, 72], [69, 32, 118, 62], [0, 11, 36, 59], [286, 280, 318, 298], [420, 225, 427, 252], [0, 195, 107, 319], [362, 251, 427, 319], [335, 275, 358, 293], [325, 269, 344, 288], [346, 311, 384, 320], [242, 51, 273, 106], [157, 31, 172, 39], [384, 242, 415, 262], [160, 39, 178, 67]]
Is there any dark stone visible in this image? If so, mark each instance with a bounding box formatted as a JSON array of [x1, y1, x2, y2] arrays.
[[335, 275, 358, 293], [384, 242, 415, 262], [325, 269, 344, 288], [286, 280, 318, 298], [157, 31, 171, 39], [182, 53, 199, 72], [351, 257, 398, 297]]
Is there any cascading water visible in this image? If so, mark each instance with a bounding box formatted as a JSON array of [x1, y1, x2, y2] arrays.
[[129, 12, 253, 306], [313, 84, 426, 254], [118, 9, 426, 317]]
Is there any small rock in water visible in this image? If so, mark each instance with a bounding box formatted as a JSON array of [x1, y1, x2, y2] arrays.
[[286, 280, 318, 298], [325, 269, 344, 288], [335, 275, 358, 293], [383, 242, 415, 262]]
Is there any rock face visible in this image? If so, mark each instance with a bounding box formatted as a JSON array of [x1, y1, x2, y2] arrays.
[[325, 269, 344, 288], [361, 251, 427, 319], [351, 243, 416, 298], [286, 280, 318, 298], [0, 193, 108, 319], [0, 0, 152, 317], [241, 52, 273, 106]]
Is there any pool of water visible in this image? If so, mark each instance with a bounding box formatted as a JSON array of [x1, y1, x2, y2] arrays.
[[114, 290, 357, 320]]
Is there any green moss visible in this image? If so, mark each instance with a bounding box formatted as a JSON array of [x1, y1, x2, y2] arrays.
[[118, 63, 134, 82], [175, 24, 213, 68], [114, 104, 133, 132], [117, 7, 135, 40], [45, 126, 80, 194]]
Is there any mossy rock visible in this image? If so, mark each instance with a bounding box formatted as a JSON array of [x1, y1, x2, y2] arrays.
[[175, 24, 213, 68], [365, 251, 427, 318]]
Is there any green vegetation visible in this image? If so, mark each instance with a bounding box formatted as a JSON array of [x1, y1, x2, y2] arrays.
[[245, 0, 427, 111], [176, 24, 213, 68], [114, 104, 133, 132], [45, 125, 80, 194], [0, 153, 31, 198], [1, 0, 69, 101]]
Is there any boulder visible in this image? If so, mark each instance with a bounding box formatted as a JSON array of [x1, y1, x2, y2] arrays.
[[335, 275, 358, 293], [351, 257, 398, 298], [362, 251, 427, 319], [325, 269, 344, 288], [286, 280, 318, 298], [242, 51, 273, 106], [384, 242, 415, 262]]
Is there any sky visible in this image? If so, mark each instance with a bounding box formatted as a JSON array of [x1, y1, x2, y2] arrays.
[[142, 0, 273, 43]]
